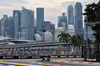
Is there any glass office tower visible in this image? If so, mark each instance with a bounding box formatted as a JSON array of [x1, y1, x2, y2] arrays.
[[58, 13, 67, 31], [75, 2, 83, 35], [13, 10, 21, 39], [21, 7, 34, 40], [67, 5, 74, 26], [36, 8, 44, 36], [0, 20, 1, 36], [1, 15, 8, 37]]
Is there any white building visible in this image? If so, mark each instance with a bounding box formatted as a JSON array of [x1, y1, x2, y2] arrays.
[[35, 31, 54, 43], [68, 25, 75, 36], [54, 27, 64, 42]]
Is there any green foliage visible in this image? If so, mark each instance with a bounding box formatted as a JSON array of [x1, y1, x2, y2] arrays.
[[58, 32, 71, 43], [83, 1, 100, 42], [71, 34, 85, 48], [83, 2, 97, 22], [71, 35, 78, 47]]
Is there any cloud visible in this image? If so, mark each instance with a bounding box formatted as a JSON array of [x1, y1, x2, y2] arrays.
[[61, 1, 76, 8], [0, 0, 25, 19], [0, 0, 26, 3], [0, 0, 26, 7]]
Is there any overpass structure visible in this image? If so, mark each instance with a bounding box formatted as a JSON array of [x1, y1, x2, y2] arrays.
[[0, 43, 71, 49], [0, 42, 73, 56]]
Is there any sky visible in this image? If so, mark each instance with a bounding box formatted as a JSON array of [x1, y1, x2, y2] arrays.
[[0, 0, 99, 28]]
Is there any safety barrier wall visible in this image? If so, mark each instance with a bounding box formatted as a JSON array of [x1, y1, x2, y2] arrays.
[[0, 55, 82, 59]]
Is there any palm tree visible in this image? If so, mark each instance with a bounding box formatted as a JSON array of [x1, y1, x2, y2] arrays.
[[77, 34, 85, 48], [77, 34, 85, 56], [71, 35, 78, 48], [71, 35, 78, 55], [64, 33, 71, 43], [58, 32, 71, 43], [58, 32, 66, 43], [71, 34, 85, 55]]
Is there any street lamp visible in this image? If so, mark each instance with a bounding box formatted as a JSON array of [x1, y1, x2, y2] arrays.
[[42, 22, 47, 55], [84, 17, 88, 61], [84, 22, 88, 61], [42, 29, 46, 54]]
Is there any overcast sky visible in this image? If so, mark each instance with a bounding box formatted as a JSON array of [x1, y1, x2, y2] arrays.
[[0, 0, 99, 27]]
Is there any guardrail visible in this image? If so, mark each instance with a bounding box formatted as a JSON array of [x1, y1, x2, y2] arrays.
[[0, 55, 82, 59]]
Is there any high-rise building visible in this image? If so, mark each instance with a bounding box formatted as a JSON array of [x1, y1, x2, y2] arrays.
[[1, 18, 3, 36], [21, 7, 34, 40], [75, 2, 83, 35], [43, 21, 51, 30], [67, 5, 74, 26], [13, 10, 21, 38], [7, 16, 14, 38], [36, 8, 44, 35], [1, 15, 8, 37], [0, 20, 1, 36], [51, 23, 55, 36], [14, 10, 21, 39], [58, 13, 67, 31], [43, 21, 55, 36]]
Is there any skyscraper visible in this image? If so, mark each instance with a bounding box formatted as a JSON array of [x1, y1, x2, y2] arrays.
[[13, 10, 21, 38], [58, 13, 67, 31], [1, 18, 3, 36], [43, 21, 51, 30], [1, 15, 8, 37], [67, 5, 74, 26], [43, 21, 55, 36], [14, 10, 21, 39], [21, 7, 34, 40], [75, 2, 83, 35], [7, 16, 14, 38], [51, 23, 55, 36], [0, 20, 1, 36], [36, 8, 44, 35]]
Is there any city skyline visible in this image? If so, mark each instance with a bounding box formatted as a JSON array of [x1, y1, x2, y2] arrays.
[[0, 0, 99, 28]]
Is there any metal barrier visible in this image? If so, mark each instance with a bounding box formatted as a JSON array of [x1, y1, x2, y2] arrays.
[[0, 55, 82, 59]]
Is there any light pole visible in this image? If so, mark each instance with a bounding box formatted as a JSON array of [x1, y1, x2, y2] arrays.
[[42, 29, 46, 54], [42, 22, 47, 55], [84, 22, 88, 61]]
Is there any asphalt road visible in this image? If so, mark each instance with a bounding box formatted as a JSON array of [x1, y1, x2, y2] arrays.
[[2, 58, 100, 66]]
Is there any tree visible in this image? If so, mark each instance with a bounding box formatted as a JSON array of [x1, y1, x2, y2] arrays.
[[71, 35, 78, 48], [71, 34, 85, 55], [58, 32, 71, 43], [83, 1, 100, 61], [71, 34, 85, 48], [71, 35, 78, 55], [87, 38, 93, 58], [83, 1, 100, 44]]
